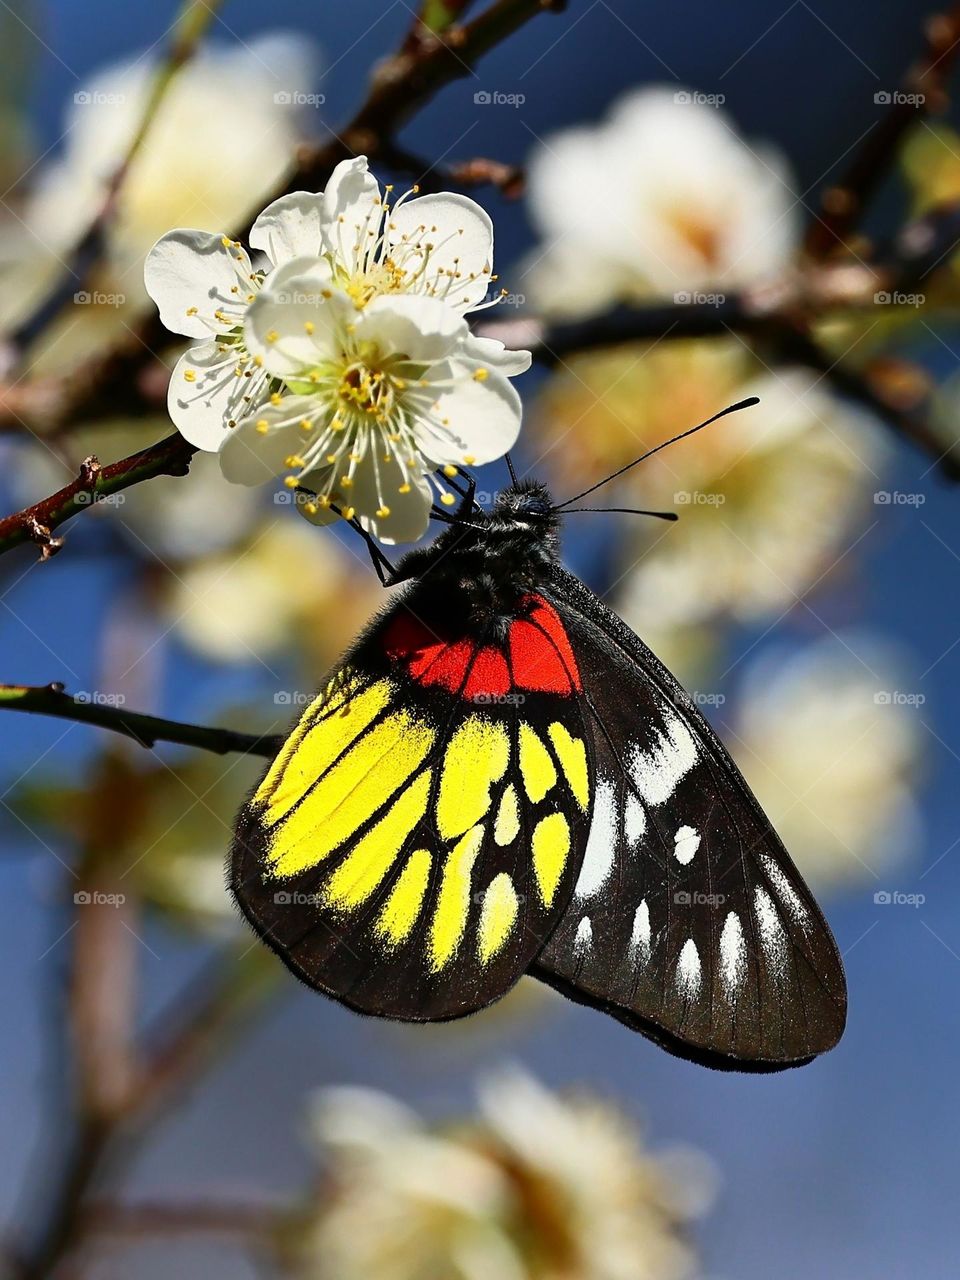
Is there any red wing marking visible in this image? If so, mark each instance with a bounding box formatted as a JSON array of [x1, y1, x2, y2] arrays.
[[382, 594, 580, 699]]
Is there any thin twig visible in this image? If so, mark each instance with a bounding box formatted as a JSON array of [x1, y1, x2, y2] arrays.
[[0, 435, 196, 558], [806, 4, 960, 257], [0, 683, 282, 757], [84, 1198, 284, 1241]]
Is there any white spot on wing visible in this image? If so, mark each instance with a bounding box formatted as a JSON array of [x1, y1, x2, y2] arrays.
[[754, 886, 787, 979], [575, 777, 616, 900], [719, 911, 746, 999], [574, 916, 592, 957], [628, 711, 698, 806], [676, 938, 701, 999], [624, 790, 646, 849], [631, 899, 651, 963], [759, 853, 811, 930], [673, 824, 701, 865]]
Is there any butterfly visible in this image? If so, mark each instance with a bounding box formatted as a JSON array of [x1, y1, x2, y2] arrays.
[[231, 399, 847, 1071]]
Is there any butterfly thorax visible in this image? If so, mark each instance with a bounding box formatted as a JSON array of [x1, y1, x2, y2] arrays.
[[395, 480, 561, 636]]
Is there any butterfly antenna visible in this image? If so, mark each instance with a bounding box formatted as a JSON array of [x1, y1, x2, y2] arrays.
[[553, 397, 759, 510], [564, 507, 679, 521], [505, 451, 519, 486]]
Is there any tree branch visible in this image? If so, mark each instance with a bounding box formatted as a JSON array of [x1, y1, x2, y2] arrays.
[[0, 684, 281, 757], [0, 434, 196, 558], [806, 4, 960, 257]]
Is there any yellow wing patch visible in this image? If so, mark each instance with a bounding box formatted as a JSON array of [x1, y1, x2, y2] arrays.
[[518, 723, 557, 803], [478, 872, 520, 964], [374, 848, 432, 947], [532, 812, 571, 908], [254, 683, 592, 979], [437, 718, 510, 840]]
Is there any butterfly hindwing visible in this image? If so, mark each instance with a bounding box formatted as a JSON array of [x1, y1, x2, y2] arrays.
[[231, 587, 594, 1021], [531, 566, 847, 1070]]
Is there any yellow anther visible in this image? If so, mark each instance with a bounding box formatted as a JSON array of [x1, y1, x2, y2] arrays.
[[270, 392, 283, 405], [326, 454, 338, 464], [284, 475, 298, 489], [463, 454, 476, 465], [317, 494, 331, 508], [284, 454, 306, 468], [440, 492, 456, 507], [266, 330, 279, 343], [376, 506, 391, 518], [340, 476, 354, 488], [303, 502, 318, 516], [255, 419, 270, 434], [299, 419, 313, 432], [342, 506, 356, 520], [473, 368, 489, 382], [398, 483, 412, 494], [185, 306, 198, 317], [442, 465, 458, 478], [304, 321, 315, 334], [183, 369, 197, 383]]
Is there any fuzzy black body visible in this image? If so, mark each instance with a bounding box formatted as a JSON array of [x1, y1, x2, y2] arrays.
[[230, 478, 847, 1071]]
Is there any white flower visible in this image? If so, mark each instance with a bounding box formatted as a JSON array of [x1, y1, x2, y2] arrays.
[[149, 157, 529, 543], [729, 635, 923, 893], [298, 1070, 711, 1280], [144, 229, 277, 450], [524, 87, 797, 318], [0, 35, 317, 369]]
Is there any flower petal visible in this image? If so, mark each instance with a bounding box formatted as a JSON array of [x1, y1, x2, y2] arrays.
[[220, 396, 320, 486], [461, 333, 532, 378], [167, 341, 268, 450], [320, 156, 383, 274], [412, 360, 522, 466], [298, 455, 432, 544], [354, 293, 466, 364], [145, 229, 253, 338], [385, 192, 493, 312], [244, 258, 343, 378], [249, 191, 326, 266]]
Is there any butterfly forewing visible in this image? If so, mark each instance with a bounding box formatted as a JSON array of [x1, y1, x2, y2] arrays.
[[531, 566, 847, 1070], [231, 587, 594, 1021]]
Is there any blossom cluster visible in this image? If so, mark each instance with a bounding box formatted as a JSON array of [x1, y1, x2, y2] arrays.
[[145, 157, 530, 543]]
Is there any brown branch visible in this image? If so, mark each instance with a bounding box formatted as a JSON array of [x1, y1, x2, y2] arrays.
[[0, 683, 282, 756], [84, 1198, 284, 1242], [0, 434, 196, 558], [806, 5, 960, 257]]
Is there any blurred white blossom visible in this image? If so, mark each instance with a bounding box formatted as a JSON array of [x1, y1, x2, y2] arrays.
[[297, 1070, 712, 1280], [524, 87, 797, 318], [163, 518, 380, 666], [729, 635, 923, 893], [612, 365, 883, 630], [0, 34, 317, 367]]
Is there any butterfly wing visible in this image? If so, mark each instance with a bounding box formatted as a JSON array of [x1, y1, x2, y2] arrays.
[[530, 565, 847, 1070], [231, 587, 593, 1021]]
